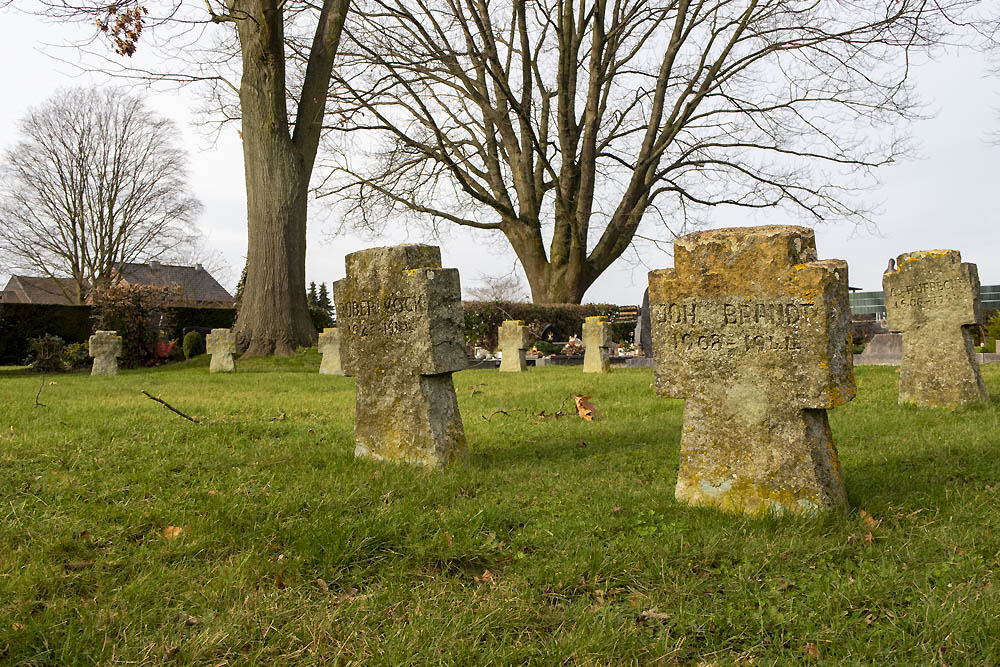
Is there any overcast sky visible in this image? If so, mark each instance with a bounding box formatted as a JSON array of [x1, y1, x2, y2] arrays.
[[2, 8, 998, 303]]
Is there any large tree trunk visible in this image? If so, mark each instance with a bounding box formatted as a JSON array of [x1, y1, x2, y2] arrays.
[[231, 0, 317, 356], [504, 219, 593, 304], [234, 143, 316, 356]]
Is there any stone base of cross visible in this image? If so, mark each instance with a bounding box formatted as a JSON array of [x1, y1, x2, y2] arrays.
[[649, 226, 855, 514], [883, 250, 987, 407], [89, 330, 122, 376], [499, 320, 530, 372], [318, 327, 343, 375], [206, 328, 236, 373], [582, 316, 611, 373], [334, 244, 468, 467]]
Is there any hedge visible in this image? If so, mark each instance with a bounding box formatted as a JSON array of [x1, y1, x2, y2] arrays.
[[462, 301, 637, 351], [0, 303, 236, 365]]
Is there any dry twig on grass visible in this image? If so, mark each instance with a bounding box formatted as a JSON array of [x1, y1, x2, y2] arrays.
[[140, 390, 201, 424]]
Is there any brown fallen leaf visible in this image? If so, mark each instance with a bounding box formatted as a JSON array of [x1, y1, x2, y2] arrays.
[[860, 509, 881, 530], [316, 578, 330, 592], [163, 526, 185, 541], [12, 622, 26, 631], [474, 569, 495, 584], [576, 440, 588, 448], [443, 531, 454, 547], [613, 506, 623, 513], [274, 573, 287, 589], [573, 395, 599, 421], [64, 561, 94, 571], [178, 612, 199, 626], [803, 642, 819, 659]]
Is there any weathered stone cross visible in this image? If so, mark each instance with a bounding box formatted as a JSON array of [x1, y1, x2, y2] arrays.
[[317, 327, 343, 375], [883, 249, 987, 407], [333, 244, 468, 467], [206, 328, 236, 373], [582, 316, 612, 373], [498, 320, 530, 372], [649, 226, 854, 514], [89, 330, 122, 376]]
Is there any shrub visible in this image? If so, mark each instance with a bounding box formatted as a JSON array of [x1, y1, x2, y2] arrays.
[[169, 339, 186, 361], [463, 301, 625, 350], [61, 342, 90, 370], [985, 311, 1000, 343], [183, 331, 204, 359], [27, 334, 67, 372], [91, 282, 174, 368]]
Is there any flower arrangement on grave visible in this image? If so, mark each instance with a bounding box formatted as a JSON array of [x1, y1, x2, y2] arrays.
[[560, 340, 583, 355]]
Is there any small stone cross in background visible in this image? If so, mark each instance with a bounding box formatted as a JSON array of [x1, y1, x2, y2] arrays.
[[318, 327, 343, 375], [883, 250, 987, 407], [498, 320, 530, 372], [89, 330, 122, 376], [206, 328, 236, 373], [582, 316, 612, 373]]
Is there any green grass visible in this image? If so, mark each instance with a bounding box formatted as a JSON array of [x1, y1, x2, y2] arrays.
[[1, 353, 998, 665]]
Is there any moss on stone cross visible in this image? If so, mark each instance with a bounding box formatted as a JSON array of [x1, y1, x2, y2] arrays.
[[649, 226, 854, 515]]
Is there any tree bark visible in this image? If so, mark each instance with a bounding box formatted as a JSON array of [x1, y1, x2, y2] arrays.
[[229, 0, 348, 355], [230, 0, 316, 355]]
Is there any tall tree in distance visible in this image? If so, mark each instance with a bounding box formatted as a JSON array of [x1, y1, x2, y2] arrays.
[[33, 0, 350, 354], [326, 0, 982, 303], [0, 86, 201, 304]]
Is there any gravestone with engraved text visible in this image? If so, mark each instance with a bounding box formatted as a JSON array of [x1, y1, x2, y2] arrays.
[[498, 320, 530, 372], [89, 330, 122, 376], [583, 316, 612, 373], [318, 327, 343, 375], [333, 245, 468, 466], [206, 328, 236, 373], [883, 250, 987, 407], [649, 226, 854, 514]]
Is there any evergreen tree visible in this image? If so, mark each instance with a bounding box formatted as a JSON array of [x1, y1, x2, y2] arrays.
[[308, 281, 318, 307], [317, 283, 332, 310]]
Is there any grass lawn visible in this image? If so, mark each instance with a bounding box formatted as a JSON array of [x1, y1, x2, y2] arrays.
[[1, 354, 998, 665]]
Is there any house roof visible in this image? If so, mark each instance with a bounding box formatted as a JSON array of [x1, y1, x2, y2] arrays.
[[1, 262, 234, 307], [118, 262, 234, 306], [0, 275, 79, 305]]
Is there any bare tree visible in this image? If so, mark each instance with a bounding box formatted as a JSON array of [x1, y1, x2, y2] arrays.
[[464, 272, 528, 302], [29, 0, 349, 355], [0, 86, 201, 304], [323, 0, 982, 303]]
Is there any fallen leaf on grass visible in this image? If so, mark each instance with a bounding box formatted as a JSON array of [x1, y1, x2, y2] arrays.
[[573, 395, 599, 421], [469, 384, 486, 396], [162, 526, 185, 541], [274, 573, 287, 589], [178, 612, 199, 626], [474, 569, 495, 584], [612, 506, 623, 513], [803, 643, 819, 659], [442, 531, 454, 547], [12, 623, 26, 631], [64, 561, 94, 571], [316, 578, 330, 592], [637, 608, 670, 624], [576, 440, 588, 448], [860, 509, 881, 530]]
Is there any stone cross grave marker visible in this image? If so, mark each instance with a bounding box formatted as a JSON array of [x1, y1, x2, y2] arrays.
[[498, 320, 530, 372], [317, 327, 343, 375], [583, 316, 612, 373], [89, 330, 122, 376], [206, 328, 236, 373], [333, 244, 468, 466], [883, 250, 987, 407], [649, 226, 854, 514]]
